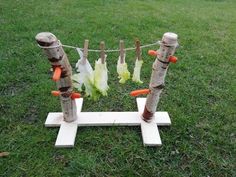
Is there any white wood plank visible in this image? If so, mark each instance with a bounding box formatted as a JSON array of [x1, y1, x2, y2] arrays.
[[55, 121, 78, 148], [45, 112, 63, 127], [141, 119, 162, 146], [154, 112, 171, 125], [75, 98, 83, 113], [45, 98, 170, 127], [45, 98, 83, 127], [136, 97, 146, 112], [77, 112, 141, 126], [137, 97, 162, 146], [45, 112, 171, 127]]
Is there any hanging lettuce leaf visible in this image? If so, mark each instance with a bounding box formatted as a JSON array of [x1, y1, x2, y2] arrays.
[[132, 59, 143, 84], [72, 73, 83, 91], [73, 59, 101, 100], [94, 58, 109, 96], [83, 75, 101, 100], [117, 56, 130, 84]]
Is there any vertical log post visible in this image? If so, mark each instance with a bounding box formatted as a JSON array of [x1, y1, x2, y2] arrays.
[[35, 32, 77, 122], [142, 32, 178, 122]]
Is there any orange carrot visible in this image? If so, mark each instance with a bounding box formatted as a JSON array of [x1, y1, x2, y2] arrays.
[[130, 89, 150, 97], [52, 67, 62, 81]]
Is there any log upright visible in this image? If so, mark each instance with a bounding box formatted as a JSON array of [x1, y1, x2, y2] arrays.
[[142, 32, 178, 122], [36, 32, 77, 122]]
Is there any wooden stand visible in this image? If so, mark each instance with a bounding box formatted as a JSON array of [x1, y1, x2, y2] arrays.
[[37, 32, 178, 148], [45, 98, 171, 147]]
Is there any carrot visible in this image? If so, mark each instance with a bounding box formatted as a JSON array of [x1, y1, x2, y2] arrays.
[[130, 89, 150, 97]]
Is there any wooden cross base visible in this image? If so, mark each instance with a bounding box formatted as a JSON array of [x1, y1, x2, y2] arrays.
[[45, 98, 171, 148]]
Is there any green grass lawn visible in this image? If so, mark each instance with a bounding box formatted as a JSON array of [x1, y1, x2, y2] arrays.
[[0, 0, 236, 176]]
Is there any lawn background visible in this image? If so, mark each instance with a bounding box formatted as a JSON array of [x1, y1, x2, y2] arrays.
[[0, 0, 235, 176]]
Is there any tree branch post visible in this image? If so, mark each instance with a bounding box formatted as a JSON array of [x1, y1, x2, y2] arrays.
[[35, 32, 77, 122], [142, 32, 178, 122]]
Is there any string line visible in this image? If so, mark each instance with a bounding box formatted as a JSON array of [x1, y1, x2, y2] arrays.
[[38, 41, 161, 52]]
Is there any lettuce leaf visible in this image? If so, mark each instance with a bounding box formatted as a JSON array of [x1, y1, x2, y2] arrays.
[[73, 59, 101, 100], [94, 58, 109, 96], [117, 56, 130, 84], [132, 59, 143, 84]]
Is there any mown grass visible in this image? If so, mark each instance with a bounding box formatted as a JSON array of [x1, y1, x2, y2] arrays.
[[0, 0, 235, 176]]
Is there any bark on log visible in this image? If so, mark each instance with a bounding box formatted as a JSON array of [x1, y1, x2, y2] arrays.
[[35, 32, 77, 122], [142, 32, 178, 122]]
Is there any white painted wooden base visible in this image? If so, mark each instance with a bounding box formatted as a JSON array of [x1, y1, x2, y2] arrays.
[[45, 98, 171, 147]]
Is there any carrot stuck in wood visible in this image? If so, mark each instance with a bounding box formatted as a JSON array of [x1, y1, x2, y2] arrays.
[[51, 91, 81, 99], [71, 92, 81, 99], [169, 56, 178, 63], [148, 50, 178, 63], [130, 89, 150, 97], [148, 50, 158, 56], [51, 90, 60, 96], [52, 67, 62, 81]]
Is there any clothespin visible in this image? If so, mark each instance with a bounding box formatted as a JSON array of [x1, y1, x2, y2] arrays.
[[135, 39, 141, 61], [82, 39, 89, 64], [119, 40, 125, 64], [100, 41, 105, 64]]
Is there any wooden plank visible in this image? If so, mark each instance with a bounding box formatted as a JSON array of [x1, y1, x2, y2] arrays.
[[45, 112, 63, 127], [137, 97, 162, 146], [45, 98, 83, 127], [45, 98, 170, 127], [55, 121, 78, 148], [46, 114, 170, 128], [141, 119, 162, 146], [154, 112, 171, 125], [45, 111, 170, 127], [77, 112, 141, 126], [75, 98, 83, 114]]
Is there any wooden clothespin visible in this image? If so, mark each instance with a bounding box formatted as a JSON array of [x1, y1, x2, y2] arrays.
[[135, 39, 141, 61], [100, 41, 105, 64], [119, 40, 125, 64], [82, 39, 89, 64]]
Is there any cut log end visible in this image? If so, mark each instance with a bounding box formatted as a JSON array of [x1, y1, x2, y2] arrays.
[[35, 32, 57, 46], [162, 32, 178, 46]]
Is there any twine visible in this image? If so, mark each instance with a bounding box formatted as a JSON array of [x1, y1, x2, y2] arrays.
[[38, 40, 161, 52]]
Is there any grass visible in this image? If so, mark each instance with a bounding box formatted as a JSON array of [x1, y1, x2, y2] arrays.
[[0, 0, 236, 176]]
